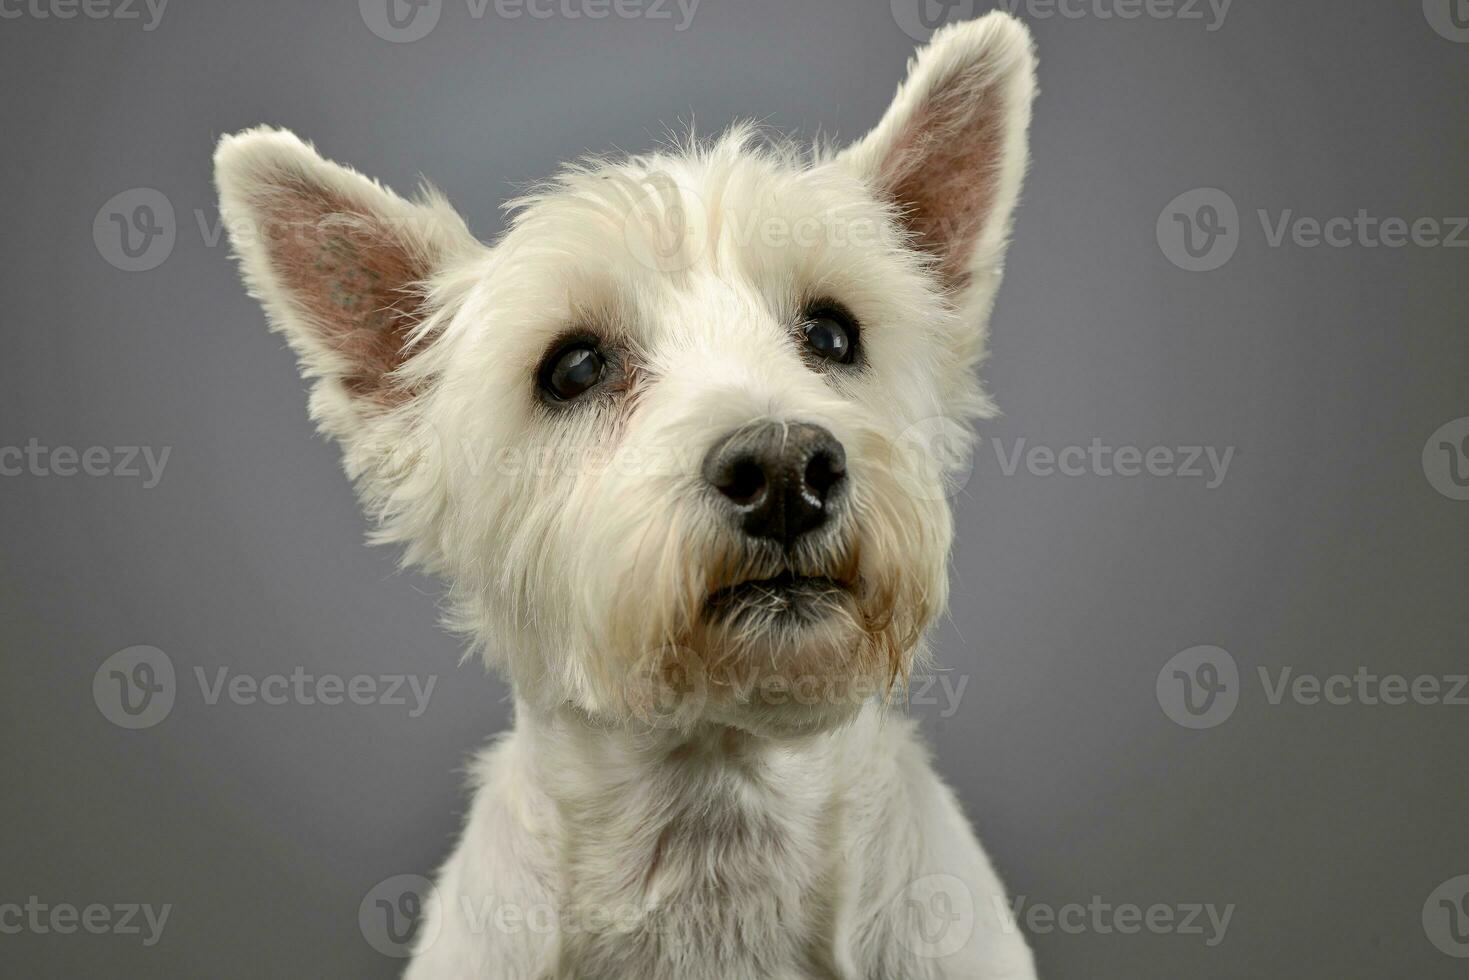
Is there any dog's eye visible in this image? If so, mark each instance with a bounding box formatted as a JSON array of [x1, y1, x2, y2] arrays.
[[801, 307, 858, 365], [541, 344, 605, 400]]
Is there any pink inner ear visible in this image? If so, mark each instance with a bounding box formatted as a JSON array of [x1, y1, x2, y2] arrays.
[[883, 69, 1004, 292], [264, 180, 428, 402]]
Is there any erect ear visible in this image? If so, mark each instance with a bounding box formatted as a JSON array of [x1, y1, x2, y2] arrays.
[[214, 127, 481, 440], [841, 14, 1036, 303]]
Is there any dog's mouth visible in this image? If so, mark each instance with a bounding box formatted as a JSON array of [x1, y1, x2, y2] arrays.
[[704, 572, 853, 625]]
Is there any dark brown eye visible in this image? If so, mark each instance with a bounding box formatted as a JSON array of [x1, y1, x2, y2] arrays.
[[801, 307, 858, 365], [541, 344, 605, 400]]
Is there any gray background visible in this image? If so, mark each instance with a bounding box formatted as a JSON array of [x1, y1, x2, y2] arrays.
[[3, 0, 1467, 976]]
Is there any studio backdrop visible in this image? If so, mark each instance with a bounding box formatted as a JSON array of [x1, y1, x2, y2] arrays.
[[2, 1, 1467, 977]]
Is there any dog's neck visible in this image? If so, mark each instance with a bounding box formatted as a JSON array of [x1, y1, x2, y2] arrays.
[[514, 701, 870, 971], [520, 706, 870, 886], [518, 700, 857, 836]]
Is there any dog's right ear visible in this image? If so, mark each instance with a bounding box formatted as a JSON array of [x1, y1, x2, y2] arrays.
[[214, 127, 482, 444]]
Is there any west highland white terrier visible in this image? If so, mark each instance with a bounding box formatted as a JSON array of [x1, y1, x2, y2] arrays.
[[216, 13, 1038, 978]]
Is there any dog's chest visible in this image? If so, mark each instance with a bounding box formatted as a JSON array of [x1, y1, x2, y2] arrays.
[[552, 756, 844, 978]]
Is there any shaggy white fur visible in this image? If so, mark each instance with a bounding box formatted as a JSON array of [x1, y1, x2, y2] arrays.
[[216, 12, 1038, 978]]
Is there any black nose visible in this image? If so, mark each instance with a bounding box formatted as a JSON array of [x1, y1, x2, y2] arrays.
[[702, 422, 847, 547]]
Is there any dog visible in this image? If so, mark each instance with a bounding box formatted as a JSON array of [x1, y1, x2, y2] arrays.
[[215, 12, 1038, 978]]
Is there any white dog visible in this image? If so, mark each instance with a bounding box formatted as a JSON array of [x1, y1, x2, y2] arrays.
[[216, 13, 1037, 978]]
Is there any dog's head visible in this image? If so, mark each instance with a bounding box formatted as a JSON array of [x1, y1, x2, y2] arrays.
[[215, 15, 1035, 736]]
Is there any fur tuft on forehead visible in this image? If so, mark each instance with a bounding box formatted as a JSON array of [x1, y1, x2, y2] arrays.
[[495, 125, 898, 288]]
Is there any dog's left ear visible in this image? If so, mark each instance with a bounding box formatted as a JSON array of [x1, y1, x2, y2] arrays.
[[841, 14, 1036, 309]]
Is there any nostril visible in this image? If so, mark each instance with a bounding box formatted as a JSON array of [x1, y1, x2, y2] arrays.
[[719, 458, 767, 505], [803, 449, 846, 502]]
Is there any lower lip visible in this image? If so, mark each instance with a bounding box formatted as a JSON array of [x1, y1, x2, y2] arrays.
[[706, 574, 848, 622]]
